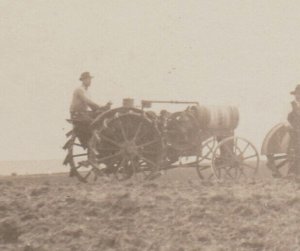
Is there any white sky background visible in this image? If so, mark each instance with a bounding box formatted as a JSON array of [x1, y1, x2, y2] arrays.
[[0, 0, 299, 161]]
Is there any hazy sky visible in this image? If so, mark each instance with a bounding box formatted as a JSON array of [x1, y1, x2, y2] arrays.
[[1, 0, 300, 161]]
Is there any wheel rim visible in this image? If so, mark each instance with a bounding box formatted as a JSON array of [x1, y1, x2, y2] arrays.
[[89, 111, 163, 181], [211, 136, 259, 180]]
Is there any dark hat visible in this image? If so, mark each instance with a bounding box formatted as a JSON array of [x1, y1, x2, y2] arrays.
[[79, 72, 93, 81], [290, 85, 300, 95]]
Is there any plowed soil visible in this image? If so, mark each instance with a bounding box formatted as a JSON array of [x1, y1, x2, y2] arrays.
[[0, 169, 300, 251]]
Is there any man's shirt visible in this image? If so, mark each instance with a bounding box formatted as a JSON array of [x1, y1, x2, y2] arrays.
[[70, 86, 99, 113]]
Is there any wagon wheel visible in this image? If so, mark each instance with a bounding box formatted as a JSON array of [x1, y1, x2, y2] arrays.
[[266, 147, 296, 178], [89, 110, 163, 181], [196, 137, 217, 180], [63, 133, 100, 183], [211, 136, 259, 180]]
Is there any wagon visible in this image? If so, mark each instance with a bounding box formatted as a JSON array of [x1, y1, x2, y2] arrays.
[[63, 99, 260, 182], [261, 122, 297, 177]]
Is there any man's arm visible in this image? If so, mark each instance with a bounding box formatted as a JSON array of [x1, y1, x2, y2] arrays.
[[76, 89, 101, 110]]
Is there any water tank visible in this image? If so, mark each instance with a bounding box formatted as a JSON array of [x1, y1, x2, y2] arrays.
[[193, 105, 239, 130]]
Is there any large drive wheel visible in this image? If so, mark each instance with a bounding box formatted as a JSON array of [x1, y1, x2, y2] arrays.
[[211, 136, 259, 180], [89, 110, 163, 181], [196, 137, 217, 180]]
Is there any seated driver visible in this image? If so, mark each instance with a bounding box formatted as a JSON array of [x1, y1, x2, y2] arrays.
[[70, 71, 111, 146]]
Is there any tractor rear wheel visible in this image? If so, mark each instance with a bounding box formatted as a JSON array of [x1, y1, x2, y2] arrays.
[[89, 109, 163, 181]]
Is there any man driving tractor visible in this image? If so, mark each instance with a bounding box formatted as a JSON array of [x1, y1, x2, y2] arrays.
[[70, 71, 111, 121], [70, 71, 111, 147]]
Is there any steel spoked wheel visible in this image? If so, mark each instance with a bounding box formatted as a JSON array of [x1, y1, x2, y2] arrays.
[[211, 136, 259, 180], [89, 110, 163, 181], [196, 137, 217, 180], [63, 133, 99, 183]]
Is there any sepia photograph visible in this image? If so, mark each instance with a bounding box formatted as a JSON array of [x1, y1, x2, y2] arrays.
[[1, 1, 300, 250]]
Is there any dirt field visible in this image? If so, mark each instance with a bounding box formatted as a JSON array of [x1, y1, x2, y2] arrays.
[[0, 166, 300, 251]]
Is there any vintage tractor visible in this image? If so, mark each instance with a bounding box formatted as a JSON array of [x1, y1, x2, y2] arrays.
[[63, 99, 259, 182]]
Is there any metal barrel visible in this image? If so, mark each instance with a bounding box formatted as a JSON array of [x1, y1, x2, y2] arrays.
[[193, 105, 239, 130]]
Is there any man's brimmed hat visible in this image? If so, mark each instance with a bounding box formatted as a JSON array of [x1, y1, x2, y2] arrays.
[[290, 84, 300, 95], [79, 71, 93, 81]]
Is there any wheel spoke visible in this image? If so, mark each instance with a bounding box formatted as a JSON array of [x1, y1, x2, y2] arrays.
[[201, 147, 214, 159], [241, 142, 250, 154], [242, 154, 258, 161], [137, 139, 160, 148], [133, 122, 144, 142], [117, 119, 128, 141], [234, 139, 243, 154], [139, 149, 158, 155], [96, 151, 122, 163], [98, 133, 122, 148]]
